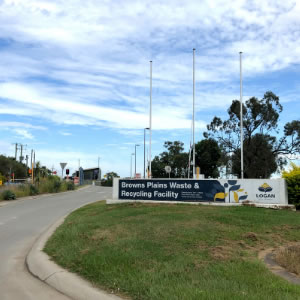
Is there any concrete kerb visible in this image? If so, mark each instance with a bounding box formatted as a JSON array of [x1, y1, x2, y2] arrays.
[[26, 204, 123, 300], [259, 248, 300, 285]]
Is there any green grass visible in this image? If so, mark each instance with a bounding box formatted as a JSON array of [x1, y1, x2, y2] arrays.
[[0, 178, 75, 201], [44, 202, 300, 300]]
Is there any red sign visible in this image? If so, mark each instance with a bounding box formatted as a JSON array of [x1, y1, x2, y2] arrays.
[[53, 171, 57, 175]]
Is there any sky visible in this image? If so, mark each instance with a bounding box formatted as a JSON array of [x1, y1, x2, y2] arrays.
[[0, 0, 299, 178]]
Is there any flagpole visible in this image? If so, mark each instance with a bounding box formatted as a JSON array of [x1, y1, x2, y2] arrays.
[[193, 49, 196, 178], [240, 52, 244, 179], [149, 60, 152, 178]]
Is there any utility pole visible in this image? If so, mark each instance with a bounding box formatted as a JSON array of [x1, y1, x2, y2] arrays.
[[135, 144, 140, 178], [19, 144, 27, 163], [13, 143, 19, 160], [25, 155, 29, 167], [32, 150, 35, 184]]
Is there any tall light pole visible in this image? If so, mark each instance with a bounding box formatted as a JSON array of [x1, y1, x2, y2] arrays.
[[135, 144, 140, 178], [149, 60, 152, 178], [130, 153, 134, 178], [192, 48, 196, 178], [144, 127, 150, 178], [98, 156, 100, 180], [239, 52, 244, 179]]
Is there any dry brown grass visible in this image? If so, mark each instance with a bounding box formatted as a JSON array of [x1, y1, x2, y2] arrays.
[[275, 244, 300, 275]]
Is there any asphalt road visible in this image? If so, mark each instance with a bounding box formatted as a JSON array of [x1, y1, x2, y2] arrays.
[[0, 185, 112, 300]]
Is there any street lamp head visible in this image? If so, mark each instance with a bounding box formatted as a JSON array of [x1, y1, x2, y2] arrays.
[[145, 127, 150, 130], [136, 144, 140, 147]]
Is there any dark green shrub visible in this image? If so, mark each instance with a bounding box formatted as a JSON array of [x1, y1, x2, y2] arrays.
[[66, 181, 75, 190], [53, 180, 61, 192], [2, 190, 16, 200], [29, 184, 39, 195], [282, 163, 300, 209]]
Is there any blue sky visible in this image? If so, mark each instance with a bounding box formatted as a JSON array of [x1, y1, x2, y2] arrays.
[[0, 0, 299, 177]]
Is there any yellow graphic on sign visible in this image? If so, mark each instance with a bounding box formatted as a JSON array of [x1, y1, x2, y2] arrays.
[[214, 192, 228, 201], [213, 181, 248, 203]]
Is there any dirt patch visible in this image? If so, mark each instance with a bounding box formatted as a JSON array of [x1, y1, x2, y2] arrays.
[[90, 225, 130, 242], [90, 228, 116, 241], [211, 245, 232, 261], [243, 232, 258, 242], [80, 248, 90, 255]]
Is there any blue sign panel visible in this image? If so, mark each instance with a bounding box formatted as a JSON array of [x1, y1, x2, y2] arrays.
[[119, 179, 226, 202]]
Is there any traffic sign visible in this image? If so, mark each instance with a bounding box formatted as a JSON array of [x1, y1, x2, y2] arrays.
[[165, 166, 171, 173], [60, 163, 67, 170]]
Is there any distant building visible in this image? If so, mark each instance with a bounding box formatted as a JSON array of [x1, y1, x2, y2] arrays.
[[82, 167, 101, 180], [73, 167, 101, 182]]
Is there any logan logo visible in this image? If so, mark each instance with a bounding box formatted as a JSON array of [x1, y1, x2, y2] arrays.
[[258, 183, 273, 193]]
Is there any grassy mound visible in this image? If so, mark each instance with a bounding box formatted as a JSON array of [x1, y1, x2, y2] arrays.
[[45, 202, 300, 300]]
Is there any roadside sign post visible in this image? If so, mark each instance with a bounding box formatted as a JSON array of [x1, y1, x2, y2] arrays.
[[60, 163, 67, 179], [165, 166, 171, 179]]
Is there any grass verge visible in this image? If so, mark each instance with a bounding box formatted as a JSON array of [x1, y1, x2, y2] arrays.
[[44, 202, 300, 300]]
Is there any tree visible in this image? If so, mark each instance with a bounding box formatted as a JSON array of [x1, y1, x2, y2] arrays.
[[205, 91, 300, 178], [195, 139, 222, 178], [152, 141, 188, 178], [282, 163, 300, 208], [101, 172, 119, 186], [232, 134, 277, 178], [0, 155, 27, 179], [151, 156, 166, 178]]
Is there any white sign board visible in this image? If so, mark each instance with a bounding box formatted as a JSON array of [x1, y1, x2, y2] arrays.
[[113, 178, 288, 205]]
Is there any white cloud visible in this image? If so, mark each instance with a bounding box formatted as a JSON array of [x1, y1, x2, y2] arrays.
[[59, 131, 72, 136], [0, 82, 208, 130], [0, 121, 46, 130], [13, 128, 34, 139]]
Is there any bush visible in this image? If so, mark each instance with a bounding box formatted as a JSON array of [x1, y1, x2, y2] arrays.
[[29, 184, 39, 195], [53, 180, 61, 192], [2, 190, 16, 200], [282, 163, 300, 209], [66, 181, 75, 190], [0, 172, 6, 184]]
